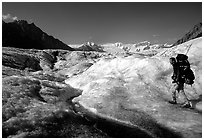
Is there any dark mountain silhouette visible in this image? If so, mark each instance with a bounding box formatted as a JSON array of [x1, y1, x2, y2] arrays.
[[173, 22, 202, 46], [2, 20, 75, 50]]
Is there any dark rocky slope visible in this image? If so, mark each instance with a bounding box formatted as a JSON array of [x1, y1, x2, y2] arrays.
[[173, 22, 202, 46], [2, 20, 74, 50]]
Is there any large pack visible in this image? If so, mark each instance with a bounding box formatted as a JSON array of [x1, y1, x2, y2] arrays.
[[173, 54, 195, 85]]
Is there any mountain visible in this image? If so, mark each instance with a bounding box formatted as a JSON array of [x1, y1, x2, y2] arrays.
[[173, 22, 202, 46], [99, 41, 172, 57], [2, 20, 75, 50], [134, 41, 150, 48], [115, 41, 172, 54], [75, 42, 104, 52], [133, 41, 172, 50]]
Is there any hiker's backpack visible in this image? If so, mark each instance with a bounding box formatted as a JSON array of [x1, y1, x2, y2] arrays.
[[175, 54, 195, 85]]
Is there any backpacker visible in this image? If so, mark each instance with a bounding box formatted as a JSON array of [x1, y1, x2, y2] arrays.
[[174, 54, 195, 85], [184, 68, 195, 85]]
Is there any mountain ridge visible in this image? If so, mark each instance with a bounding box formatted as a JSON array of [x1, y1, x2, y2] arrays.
[[2, 20, 75, 51], [173, 22, 202, 46]]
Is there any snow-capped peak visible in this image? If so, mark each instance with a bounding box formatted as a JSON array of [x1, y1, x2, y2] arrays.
[[86, 42, 95, 46]]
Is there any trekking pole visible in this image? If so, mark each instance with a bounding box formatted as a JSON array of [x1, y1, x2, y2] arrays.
[[185, 44, 192, 55]]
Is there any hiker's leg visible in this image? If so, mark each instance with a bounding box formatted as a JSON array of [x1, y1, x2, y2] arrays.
[[179, 84, 192, 107], [179, 83, 189, 102], [170, 83, 178, 104], [180, 89, 192, 107], [172, 91, 177, 103], [180, 89, 189, 101]]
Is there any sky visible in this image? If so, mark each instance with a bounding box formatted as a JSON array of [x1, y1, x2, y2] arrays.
[[2, 2, 202, 45]]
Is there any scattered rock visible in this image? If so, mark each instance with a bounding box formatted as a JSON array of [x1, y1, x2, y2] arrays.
[[39, 51, 58, 70], [2, 47, 42, 71]]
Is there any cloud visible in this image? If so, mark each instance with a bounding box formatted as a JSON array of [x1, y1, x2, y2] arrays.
[[152, 34, 160, 37], [2, 14, 18, 21]]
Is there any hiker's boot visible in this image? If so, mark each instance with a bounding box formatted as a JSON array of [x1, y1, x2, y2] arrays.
[[169, 100, 177, 104], [182, 102, 192, 108], [169, 96, 177, 104], [169, 94, 177, 104]]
